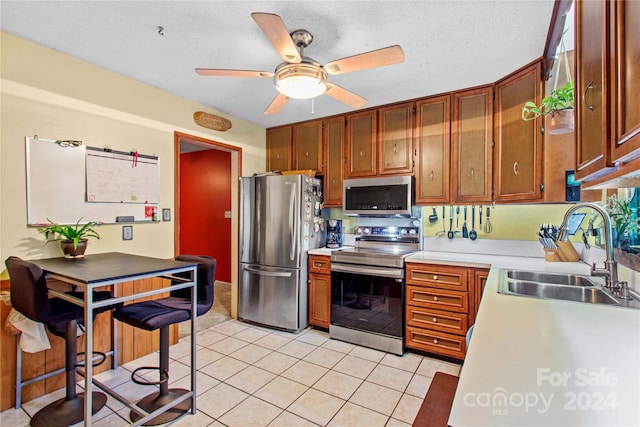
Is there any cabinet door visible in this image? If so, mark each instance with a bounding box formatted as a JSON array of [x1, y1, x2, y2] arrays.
[[575, 0, 612, 180], [611, 0, 640, 161], [293, 120, 323, 173], [266, 126, 292, 172], [378, 103, 414, 175], [309, 273, 330, 328], [323, 117, 345, 207], [452, 86, 493, 203], [346, 110, 377, 177], [470, 269, 489, 325], [415, 95, 451, 204], [494, 62, 543, 202]]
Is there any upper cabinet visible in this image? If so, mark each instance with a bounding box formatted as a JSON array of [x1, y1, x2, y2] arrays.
[[610, 0, 640, 162], [323, 116, 346, 207], [378, 103, 414, 175], [266, 125, 292, 172], [415, 95, 451, 204], [493, 61, 544, 202], [575, 0, 612, 180], [293, 120, 323, 173], [345, 110, 378, 178], [451, 86, 493, 203]]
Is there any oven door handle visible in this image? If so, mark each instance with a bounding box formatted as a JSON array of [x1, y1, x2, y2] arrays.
[[331, 263, 404, 279]]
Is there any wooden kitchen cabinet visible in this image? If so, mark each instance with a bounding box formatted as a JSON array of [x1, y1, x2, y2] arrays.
[[575, 0, 612, 180], [308, 255, 331, 328], [494, 61, 544, 202], [378, 103, 414, 175], [266, 125, 292, 172], [405, 263, 470, 359], [293, 120, 323, 173], [415, 95, 451, 204], [451, 86, 493, 203], [323, 116, 346, 207], [345, 110, 377, 178], [470, 269, 489, 325], [610, 0, 640, 162]]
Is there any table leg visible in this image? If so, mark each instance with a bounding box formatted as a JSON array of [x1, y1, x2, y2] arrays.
[[191, 267, 197, 414], [84, 290, 93, 426]]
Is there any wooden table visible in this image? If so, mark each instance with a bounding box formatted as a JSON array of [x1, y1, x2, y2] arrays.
[[32, 252, 198, 426]]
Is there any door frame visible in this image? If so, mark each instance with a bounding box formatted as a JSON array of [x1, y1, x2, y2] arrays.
[[174, 131, 242, 318]]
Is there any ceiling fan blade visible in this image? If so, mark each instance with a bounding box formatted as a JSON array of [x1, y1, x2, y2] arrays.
[[251, 12, 301, 64], [264, 93, 288, 115], [324, 45, 405, 75], [325, 83, 368, 109], [195, 68, 273, 78]]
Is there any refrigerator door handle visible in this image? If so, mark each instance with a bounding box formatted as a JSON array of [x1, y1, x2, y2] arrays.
[[290, 183, 297, 261], [244, 266, 293, 278]]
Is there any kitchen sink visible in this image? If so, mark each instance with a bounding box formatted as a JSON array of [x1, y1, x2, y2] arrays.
[[502, 280, 619, 305], [497, 269, 640, 309], [505, 270, 597, 287]]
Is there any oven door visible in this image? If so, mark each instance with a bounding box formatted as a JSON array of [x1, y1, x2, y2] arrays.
[[330, 263, 404, 338]]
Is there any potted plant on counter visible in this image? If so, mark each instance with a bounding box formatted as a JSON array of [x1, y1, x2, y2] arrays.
[[521, 80, 575, 134], [38, 218, 101, 257]]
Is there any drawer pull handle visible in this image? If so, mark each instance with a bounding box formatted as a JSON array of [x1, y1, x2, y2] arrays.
[[433, 338, 439, 344], [433, 296, 439, 302], [432, 317, 438, 323], [433, 275, 438, 280]]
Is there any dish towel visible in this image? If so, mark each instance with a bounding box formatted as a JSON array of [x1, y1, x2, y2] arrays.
[[7, 308, 51, 353]]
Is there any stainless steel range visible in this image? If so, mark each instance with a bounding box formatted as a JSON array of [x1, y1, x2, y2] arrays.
[[330, 225, 420, 355]]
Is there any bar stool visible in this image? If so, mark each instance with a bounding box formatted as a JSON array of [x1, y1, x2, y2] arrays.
[[113, 254, 216, 425], [5, 256, 121, 427]]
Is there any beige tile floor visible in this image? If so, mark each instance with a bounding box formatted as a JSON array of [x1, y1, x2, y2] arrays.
[[1, 320, 460, 427]]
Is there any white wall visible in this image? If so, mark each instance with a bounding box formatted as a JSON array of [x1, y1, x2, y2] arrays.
[[0, 32, 266, 270]]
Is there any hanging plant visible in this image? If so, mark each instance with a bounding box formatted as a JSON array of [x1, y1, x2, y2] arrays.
[[521, 80, 575, 121]]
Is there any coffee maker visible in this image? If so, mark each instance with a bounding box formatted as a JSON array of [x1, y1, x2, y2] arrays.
[[326, 219, 343, 249]]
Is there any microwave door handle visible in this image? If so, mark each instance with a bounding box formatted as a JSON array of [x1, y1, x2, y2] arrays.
[[244, 266, 293, 278]]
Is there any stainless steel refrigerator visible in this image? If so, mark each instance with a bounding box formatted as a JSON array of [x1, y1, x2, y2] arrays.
[[239, 174, 325, 332]]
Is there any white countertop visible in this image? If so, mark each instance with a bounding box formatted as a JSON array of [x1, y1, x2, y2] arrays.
[[406, 248, 640, 426]]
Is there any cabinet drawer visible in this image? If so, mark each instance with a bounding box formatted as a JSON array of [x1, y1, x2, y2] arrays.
[[406, 326, 466, 359], [308, 255, 331, 275], [407, 286, 468, 313], [406, 307, 468, 336], [406, 264, 468, 291]]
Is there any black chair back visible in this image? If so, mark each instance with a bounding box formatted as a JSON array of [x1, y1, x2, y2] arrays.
[[170, 254, 216, 311], [5, 256, 52, 323]]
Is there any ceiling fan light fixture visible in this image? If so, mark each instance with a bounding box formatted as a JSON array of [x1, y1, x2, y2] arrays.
[[274, 62, 327, 99]]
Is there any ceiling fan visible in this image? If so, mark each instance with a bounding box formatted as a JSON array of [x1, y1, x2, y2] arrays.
[[195, 12, 405, 115]]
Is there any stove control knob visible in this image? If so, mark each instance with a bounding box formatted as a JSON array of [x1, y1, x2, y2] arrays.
[[356, 228, 363, 235], [363, 228, 370, 235], [409, 229, 417, 236], [400, 229, 408, 236]]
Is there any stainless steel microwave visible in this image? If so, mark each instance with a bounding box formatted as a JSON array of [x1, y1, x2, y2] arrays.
[[342, 176, 414, 217]]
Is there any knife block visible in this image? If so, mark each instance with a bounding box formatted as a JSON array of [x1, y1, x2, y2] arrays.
[[545, 241, 580, 262]]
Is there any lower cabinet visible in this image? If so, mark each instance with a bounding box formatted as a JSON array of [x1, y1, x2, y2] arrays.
[[405, 262, 488, 360], [308, 255, 331, 328]]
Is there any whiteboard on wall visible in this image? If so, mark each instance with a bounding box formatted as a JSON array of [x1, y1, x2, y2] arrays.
[[26, 137, 160, 225]]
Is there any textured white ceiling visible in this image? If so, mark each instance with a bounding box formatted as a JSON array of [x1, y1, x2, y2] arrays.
[[0, 0, 555, 129]]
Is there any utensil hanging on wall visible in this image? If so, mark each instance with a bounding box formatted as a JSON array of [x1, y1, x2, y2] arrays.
[[484, 206, 493, 234], [447, 206, 455, 239], [469, 205, 478, 241], [462, 206, 469, 238]]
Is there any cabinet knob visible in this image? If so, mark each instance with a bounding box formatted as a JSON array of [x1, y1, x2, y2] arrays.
[[433, 275, 438, 280], [432, 317, 438, 323], [584, 81, 595, 111], [332, 178, 337, 185], [470, 168, 475, 180], [430, 170, 434, 182], [513, 161, 519, 175], [305, 151, 309, 157], [433, 296, 439, 301], [359, 150, 365, 158], [433, 338, 439, 344], [276, 154, 281, 160], [393, 144, 398, 154]]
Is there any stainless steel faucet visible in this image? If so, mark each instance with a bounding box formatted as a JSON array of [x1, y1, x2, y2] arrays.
[[560, 202, 618, 288]]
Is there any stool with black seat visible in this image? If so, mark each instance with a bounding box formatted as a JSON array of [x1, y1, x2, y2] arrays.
[[5, 256, 122, 427], [113, 254, 216, 425]]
